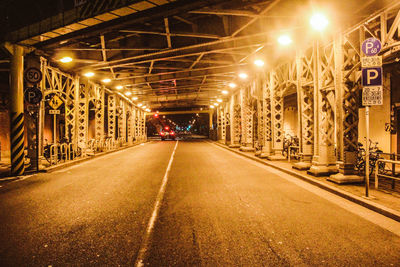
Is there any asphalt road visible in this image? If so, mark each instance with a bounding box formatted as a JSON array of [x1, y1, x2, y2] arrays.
[[1, 140, 400, 266]]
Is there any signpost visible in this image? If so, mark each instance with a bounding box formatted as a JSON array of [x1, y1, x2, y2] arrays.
[[24, 86, 43, 105], [48, 94, 64, 143], [361, 37, 382, 197], [24, 67, 43, 84]]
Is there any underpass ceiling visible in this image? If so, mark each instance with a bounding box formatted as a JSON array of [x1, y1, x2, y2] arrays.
[[0, 0, 395, 111]]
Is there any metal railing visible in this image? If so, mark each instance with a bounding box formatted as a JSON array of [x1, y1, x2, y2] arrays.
[[374, 158, 400, 189]]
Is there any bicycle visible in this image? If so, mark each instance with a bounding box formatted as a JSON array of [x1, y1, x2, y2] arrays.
[[355, 139, 384, 177]]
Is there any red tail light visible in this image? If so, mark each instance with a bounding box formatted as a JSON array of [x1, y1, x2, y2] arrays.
[[170, 131, 175, 135], [160, 132, 165, 136]]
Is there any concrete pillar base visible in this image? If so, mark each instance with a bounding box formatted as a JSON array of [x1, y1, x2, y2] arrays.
[[307, 165, 338, 176], [327, 173, 364, 184], [239, 146, 255, 152], [267, 154, 286, 161], [229, 144, 240, 148], [292, 161, 312, 170], [259, 153, 271, 158], [254, 150, 262, 156]]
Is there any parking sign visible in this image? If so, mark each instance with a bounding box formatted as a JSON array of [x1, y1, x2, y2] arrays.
[[362, 67, 382, 87]]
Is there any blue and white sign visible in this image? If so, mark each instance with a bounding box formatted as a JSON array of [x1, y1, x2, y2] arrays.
[[362, 38, 382, 56], [362, 67, 382, 87]]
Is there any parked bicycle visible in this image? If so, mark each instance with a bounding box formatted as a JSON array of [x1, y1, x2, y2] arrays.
[[282, 134, 299, 159], [43, 137, 82, 164], [355, 139, 384, 177]]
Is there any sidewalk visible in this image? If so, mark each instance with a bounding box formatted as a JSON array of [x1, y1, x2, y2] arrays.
[[213, 141, 400, 222]]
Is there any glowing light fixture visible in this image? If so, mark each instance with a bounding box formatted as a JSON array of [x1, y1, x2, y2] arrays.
[[84, 72, 94, 78], [116, 85, 123, 90], [138, 103, 143, 107], [254, 59, 265, 67], [142, 106, 147, 109], [229, 82, 237, 88], [125, 91, 132, 96], [278, 35, 293, 46], [217, 99, 222, 103], [132, 96, 138, 101], [222, 90, 228, 95], [102, 78, 111, 83], [310, 13, 329, 31], [214, 103, 219, 106], [145, 108, 151, 112], [210, 105, 215, 108], [239, 72, 248, 80], [60, 56, 73, 63]]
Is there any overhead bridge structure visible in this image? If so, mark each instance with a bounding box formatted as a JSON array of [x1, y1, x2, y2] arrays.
[[1, 0, 400, 184]]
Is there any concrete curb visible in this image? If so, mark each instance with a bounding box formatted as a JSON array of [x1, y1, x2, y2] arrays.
[[212, 141, 400, 223], [0, 141, 149, 181]]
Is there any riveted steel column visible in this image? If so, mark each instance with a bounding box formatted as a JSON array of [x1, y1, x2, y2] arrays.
[[229, 93, 241, 148], [8, 44, 25, 176], [239, 86, 255, 152]]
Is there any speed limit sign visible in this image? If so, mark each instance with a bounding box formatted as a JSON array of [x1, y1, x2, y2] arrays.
[[25, 67, 43, 84]]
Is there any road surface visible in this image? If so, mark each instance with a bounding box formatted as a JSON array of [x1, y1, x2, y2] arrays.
[[0, 140, 399, 266]]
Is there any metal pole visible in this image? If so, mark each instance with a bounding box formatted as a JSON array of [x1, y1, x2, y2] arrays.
[[365, 106, 370, 197], [53, 114, 57, 143], [9, 44, 25, 176]]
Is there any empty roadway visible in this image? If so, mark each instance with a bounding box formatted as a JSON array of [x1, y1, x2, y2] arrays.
[[0, 140, 399, 266]]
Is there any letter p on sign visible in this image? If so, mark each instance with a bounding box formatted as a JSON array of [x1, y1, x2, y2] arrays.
[[362, 67, 382, 87]]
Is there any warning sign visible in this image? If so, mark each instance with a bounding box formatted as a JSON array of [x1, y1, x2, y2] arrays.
[[48, 94, 63, 110], [362, 86, 383, 106]]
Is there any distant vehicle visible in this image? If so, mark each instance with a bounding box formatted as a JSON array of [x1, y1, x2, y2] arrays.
[[160, 126, 176, 140]]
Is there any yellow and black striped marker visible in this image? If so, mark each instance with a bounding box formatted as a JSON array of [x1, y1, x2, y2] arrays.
[[10, 112, 25, 176]]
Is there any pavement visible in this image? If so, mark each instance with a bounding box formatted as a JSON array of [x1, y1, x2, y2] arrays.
[[0, 140, 400, 266]]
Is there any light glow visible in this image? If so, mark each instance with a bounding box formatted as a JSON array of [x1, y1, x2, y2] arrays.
[[239, 73, 248, 80], [229, 82, 237, 88], [254, 59, 265, 67], [60, 56, 73, 63], [222, 90, 228, 95], [217, 99, 222, 103], [132, 96, 138, 101], [210, 105, 214, 108], [138, 103, 143, 107], [278, 35, 293, 46], [102, 78, 111, 83], [214, 103, 219, 106], [116, 85, 123, 90], [84, 72, 94, 78], [125, 91, 132, 96], [310, 13, 329, 31]]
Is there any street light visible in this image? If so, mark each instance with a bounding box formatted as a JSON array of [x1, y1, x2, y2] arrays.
[[310, 13, 329, 31], [254, 59, 265, 67], [138, 103, 143, 107], [84, 72, 94, 78], [132, 96, 138, 101], [222, 90, 228, 95], [102, 78, 111, 83], [125, 91, 132, 96], [229, 82, 237, 88], [278, 35, 292, 46], [239, 72, 248, 80], [210, 105, 214, 108], [217, 99, 222, 103], [60, 56, 73, 63], [116, 85, 123, 90]]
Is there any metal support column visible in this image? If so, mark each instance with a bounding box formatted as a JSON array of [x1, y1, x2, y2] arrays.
[[239, 87, 255, 152], [229, 94, 241, 148], [267, 71, 285, 160], [7, 44, 25, 175]]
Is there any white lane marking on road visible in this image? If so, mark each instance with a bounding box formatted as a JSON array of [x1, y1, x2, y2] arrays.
[[135, 141, 179, 267], [209, 142, 400, 237]]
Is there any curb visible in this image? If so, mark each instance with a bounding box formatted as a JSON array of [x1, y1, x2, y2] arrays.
[[0, 141, 149, 181], [212, 141, 400, 223]]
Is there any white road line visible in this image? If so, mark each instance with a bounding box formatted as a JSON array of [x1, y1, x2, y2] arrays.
[[135, 141, 179, 267], [209, 142, 400, 237]]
